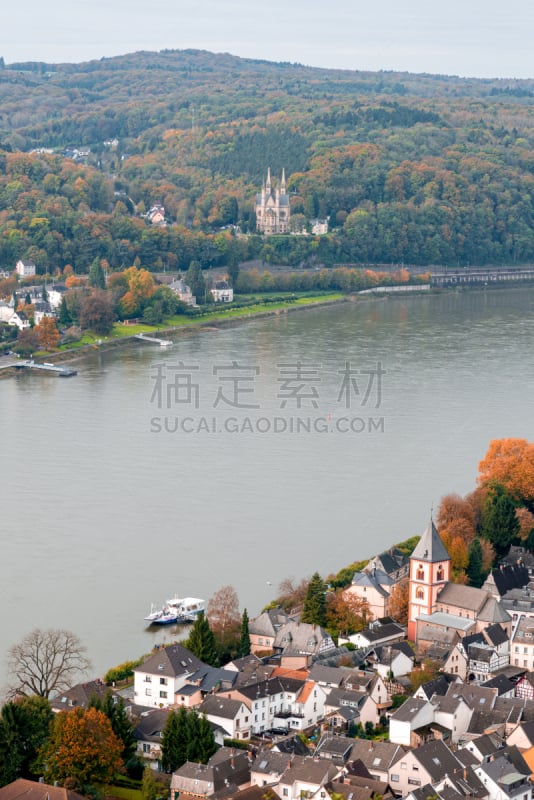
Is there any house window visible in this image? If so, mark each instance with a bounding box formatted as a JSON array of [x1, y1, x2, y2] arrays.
[[144, 676, 152, 682], [160, 677, 167, 685], [416, 588, 424, 600], [437, 566, 444, 581], [401, 763, 407, 770], [160, 691, 168, 699], [142, 743, 150, 753], [283, 791, 288, 797], [416, 566, 424, 580], [391, 775, 399, 783], [408, 780, 421, 787], [145, 689, 152, 696]]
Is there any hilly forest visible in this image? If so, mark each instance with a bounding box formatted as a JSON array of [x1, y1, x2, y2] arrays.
[[1, 49, 534, 276]]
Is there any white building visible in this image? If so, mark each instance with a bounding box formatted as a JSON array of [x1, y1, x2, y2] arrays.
[[210, 281, 234, 303], [16, 260, 36, 277]]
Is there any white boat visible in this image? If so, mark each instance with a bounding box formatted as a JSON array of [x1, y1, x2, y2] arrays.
[[144, 596, 205, 625]]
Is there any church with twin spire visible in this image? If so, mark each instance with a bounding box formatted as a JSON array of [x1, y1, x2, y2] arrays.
[[255, 168, 291, 234]]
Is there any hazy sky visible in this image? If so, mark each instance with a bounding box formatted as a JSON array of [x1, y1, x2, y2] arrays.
[[3, 0, 533, 79]]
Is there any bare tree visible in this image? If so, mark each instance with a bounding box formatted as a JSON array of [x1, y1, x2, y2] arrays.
[[207, 585, 240, 638], [6, 628, 92, 698]]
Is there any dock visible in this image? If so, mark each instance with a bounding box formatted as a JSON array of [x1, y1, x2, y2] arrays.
[[134, 333, 173, 347], [15, 360, 77, 377]]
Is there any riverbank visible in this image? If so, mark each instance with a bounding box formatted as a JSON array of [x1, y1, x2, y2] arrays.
[[0, 293, 347, 378]]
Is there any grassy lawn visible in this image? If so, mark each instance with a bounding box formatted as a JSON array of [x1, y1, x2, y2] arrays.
[[103, 786, 143, 800], [54, 292, 345, 355]]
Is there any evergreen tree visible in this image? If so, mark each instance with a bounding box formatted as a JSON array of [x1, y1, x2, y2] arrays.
[[481, 483, 520, 561], [0, 696, 53, 784], [25, 292, 31, 306], [197, 714, 217, 763], [88, 257, 106, 289], [526, 528, 534, 553], [237, 608, 251, 658], [12, 291, 17, 310], [466, 537, 484, 587], [88, 690, 135, 762], [142, 765, 160, 800], [58, 296, 72, 327], [186, 612, 219, 666], [161, 706, 188, 772], [302, 572, 327, 627], [185, 709, 200, 761], [41, 284, 48, 302], [185, 260, 205, 303]]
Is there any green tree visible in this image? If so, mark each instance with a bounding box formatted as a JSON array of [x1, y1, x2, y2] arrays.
[[186, 612, 218, 666], [161, 707, 188, 772], [302, 572, 327, 627], [0, 696, 53, 785], [58, 296, 72, 327], [467, 537, 485, 587], [197, 714, 217, 763], [12, 291, 18, 310], [142, 765, 162, 800], [481, 483, 520, 561], [88, 257, 106, 289], [185, 260, 206, 304], [89, 690, 135, 763], [237, 608, 251, 658]]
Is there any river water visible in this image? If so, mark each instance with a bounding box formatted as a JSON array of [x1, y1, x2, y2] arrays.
[[1, 288, 533, 692]]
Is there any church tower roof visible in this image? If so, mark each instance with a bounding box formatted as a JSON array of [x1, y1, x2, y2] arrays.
[[411, 519, 450, 563]]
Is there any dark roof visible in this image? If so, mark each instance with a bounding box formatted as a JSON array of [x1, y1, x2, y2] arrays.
[[134, 708, 171, 741], [225, 788, 279, 800], [418, 673, 457, 700], [411, 519, 450, 563], [235, 676, 305, 700], [315, 734, 355, 760], [272, 735, 310, 756], [358, 623, 405, 643], [413, 739, 463, 781], [484, 624, 510, 647], [480, 675, 516, 695], [200, 695, 246, 720], [489, 564, 530, 595], [135, 643, 205, 679], [50, 679, 109, 711]]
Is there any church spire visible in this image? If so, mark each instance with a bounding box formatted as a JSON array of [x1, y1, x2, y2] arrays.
[[411, 518, 450, 563], [266, 167, 272, 194], [280, 168, 286, 195]]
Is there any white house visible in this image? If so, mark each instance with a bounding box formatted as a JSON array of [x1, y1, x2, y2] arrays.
[[16, 260, 36, 277], [8, 311, 30, 330], [388, 697, 435, 746], [199, 695, 251, 740], [46, 284, 67, 310], [210, 280, 233, 303], [133, 644, 206, 709], [169, 278, 196, 307], [227, 677, 326, 735], [473, 754, 531, 800]]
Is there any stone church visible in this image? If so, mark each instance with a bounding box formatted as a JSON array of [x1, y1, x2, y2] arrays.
[[255, 168, 290, 234]]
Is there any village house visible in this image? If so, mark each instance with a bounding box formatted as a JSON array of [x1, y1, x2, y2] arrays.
[[366, 642, 415, 679], [343, 739, 407, 784], [49, 679, 110, 713], [199, 695, 252, 741], [473, 753, 531, 800], [348, 621, 406, 650], [134, 708, 170, 768], [147, 204, 166, 226], [249, 607, 294, 655], [324, 687, 379, 730], [15, 260, 36, 277], [276, 756, 341, 800], [511, 617, 534, 672], [250, 750, 297, 787], [388, 738, 466, 796], [272, 620, 336, 663], [170, 747, 251, 798], [133, 643, 206, 709], [0, 779, 87, 800], [210, 280, 234, 303], [444, 626, 510, 682], [169, 278, 196, 306], [8, 311, 30, 330]]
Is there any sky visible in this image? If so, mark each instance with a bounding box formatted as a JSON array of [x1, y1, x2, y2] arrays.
[[3, 0, 534, 79]]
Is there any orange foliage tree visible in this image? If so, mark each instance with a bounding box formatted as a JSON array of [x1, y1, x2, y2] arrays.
[[40, 707, 123, 788], [437, 493, 476, 580], [37, 317, 60, 350], [329, 590, 370, 636], [478, 438, 534, 512], [387, 579, 410, 625]]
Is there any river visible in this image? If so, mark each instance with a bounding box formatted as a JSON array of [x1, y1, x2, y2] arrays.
[[1, 287, 533, 693]]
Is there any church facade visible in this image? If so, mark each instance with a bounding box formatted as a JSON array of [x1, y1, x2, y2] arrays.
[[255, 168, 290, 234]]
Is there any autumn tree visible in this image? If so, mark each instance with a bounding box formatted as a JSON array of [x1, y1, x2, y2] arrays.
[[79, 290, 116, 334], [207, 585, 241, 642], [6, 628, 91, 699], [39, 707, 123, 789], [12, 327, 40, 356], [0, 696, 53, 785], [89, 690, 135, 763], [37, 317, 60, 350], [275, 576, 309, 611], [327, 590, 369, 636], [302, 572, 327, 627], [478, 438, 534, 513], [387, 579, 410, 625], [408, 659, 441, 692]]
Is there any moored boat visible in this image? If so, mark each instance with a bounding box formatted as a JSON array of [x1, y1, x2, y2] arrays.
[[144, 596, 205, 625]]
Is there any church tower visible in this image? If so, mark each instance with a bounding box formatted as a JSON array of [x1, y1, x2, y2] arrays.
[[407, 519, 451, 641], [255, 168, 291, 234]]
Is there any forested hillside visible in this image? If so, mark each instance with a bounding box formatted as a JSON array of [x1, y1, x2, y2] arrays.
[[1, 49, 534, 272]]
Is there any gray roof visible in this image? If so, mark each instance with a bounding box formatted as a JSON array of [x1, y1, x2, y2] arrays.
[[135, 643, 205, 679], [390, 697, 429, 722], [252, 750, 295, 776], [249, 607, 291, 638], [411, 519, 450, 563], [347, 739, 406, 772], [200, 695, 246, 720], [134, 708, 171, 741], [273, 621, 334, 654], [413, 739, 463, 781]]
